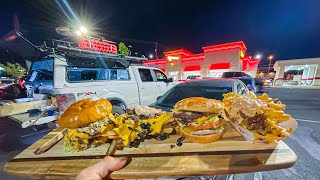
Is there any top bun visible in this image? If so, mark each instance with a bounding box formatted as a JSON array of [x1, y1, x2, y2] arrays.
[[174, 97, 223, 113], [57, 98, 112, 128]]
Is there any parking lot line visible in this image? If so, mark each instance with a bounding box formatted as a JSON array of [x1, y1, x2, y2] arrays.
[[295, 119, 320, 124]]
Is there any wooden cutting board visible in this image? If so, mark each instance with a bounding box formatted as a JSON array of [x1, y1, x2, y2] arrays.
[[4, 127, 297, 179]]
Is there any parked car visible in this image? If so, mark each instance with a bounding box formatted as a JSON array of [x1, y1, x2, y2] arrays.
[[186, 75, 201, 80], [0, 78, 15, 89], [222, 71, 264, 92], [150, 78, 249, 111], [0, 83, 27, 100], [231, 77, 256, 92]]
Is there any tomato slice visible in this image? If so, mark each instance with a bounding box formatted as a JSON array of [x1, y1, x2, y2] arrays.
[[187, 121, 220, 130]]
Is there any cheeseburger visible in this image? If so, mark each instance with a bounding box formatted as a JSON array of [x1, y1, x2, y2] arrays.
[[57, 98, 116, 151], [173, 97, 226, 143]]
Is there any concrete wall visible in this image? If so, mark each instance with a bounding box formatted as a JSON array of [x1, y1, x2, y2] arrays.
[[204, 49, 241, 72]]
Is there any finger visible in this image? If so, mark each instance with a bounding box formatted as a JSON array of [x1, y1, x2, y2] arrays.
[[91, 156, 128, 178]]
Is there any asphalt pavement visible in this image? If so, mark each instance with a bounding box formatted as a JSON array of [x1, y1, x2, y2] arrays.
[[0, 87, 320, 180]]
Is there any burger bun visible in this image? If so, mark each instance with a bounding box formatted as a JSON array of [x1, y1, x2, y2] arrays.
[[176, 126, 224, 144], [174, 97, 223, 113]]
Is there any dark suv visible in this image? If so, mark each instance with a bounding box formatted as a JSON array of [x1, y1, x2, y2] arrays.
[[222, 71, 263, 92]]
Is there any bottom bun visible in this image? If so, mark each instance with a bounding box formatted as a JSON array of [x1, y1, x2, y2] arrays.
[[176, 127, 224, 144]]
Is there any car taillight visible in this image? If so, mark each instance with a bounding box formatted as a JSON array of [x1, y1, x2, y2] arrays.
[[56, 93, 76, 112]]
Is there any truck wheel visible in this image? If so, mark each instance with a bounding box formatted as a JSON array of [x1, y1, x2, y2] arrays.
[[112, 105, 125, 117]]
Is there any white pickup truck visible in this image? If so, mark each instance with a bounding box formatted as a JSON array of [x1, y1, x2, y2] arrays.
[[26, 46, 178, 115]]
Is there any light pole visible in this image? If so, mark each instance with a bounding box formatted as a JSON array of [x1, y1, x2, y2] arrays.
[[128, 45, 132, 56], [268, 55, 274, 73]]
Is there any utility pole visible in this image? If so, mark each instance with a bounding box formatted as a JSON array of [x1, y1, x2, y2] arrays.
[[155, 42, 158, 59], [268, 55, 274, 73]]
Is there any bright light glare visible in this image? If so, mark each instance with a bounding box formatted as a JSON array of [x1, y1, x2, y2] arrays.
[[290, 65, 293, 68], [149, 54, 153, 59], [268, 55, 274, 60], [80, 26, 88, 33], [255, 54, 262, 59], [305, 65, 309, 67], [75, 30, 82, 36]]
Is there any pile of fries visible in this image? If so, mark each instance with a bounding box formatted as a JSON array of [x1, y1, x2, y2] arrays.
[[223, 92, 296, 142]]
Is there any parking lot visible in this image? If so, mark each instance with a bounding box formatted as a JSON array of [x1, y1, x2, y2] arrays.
[[1, 87, 320, 180]]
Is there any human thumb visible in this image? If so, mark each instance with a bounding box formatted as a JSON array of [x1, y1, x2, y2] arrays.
[[76, 156, 128, 180]]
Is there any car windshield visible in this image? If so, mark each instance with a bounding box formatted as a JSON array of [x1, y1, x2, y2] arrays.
[[239, 79, 252, 86], [0, 80, 13, 84], [222, 72, 243, 78], [156, 85, 233, 108]]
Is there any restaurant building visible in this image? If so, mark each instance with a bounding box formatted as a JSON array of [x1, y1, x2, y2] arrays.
[[273, 58, 320, 86], [143, 41, 259, 81]]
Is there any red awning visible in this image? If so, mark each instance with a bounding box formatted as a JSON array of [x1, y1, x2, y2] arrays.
[[210, 63, 230, 70], [184, 66, 201, 71], [161, 68, 166, 72]]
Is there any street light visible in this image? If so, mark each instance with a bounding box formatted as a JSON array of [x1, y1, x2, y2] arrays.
[[149, 54, 154, 59], [268, 55, 274, 60], [255, 54, 262, 59], [75, 30, 83, 36], [74, 25, 88, 36], [79, 26, 88, 33], [268, 55, 274, 73]]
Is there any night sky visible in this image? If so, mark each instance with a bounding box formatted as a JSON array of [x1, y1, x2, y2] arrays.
[[1, 0, 320, 66]]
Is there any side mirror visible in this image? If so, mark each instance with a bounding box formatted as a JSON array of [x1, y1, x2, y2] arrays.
[[164, 78, 173, 83]]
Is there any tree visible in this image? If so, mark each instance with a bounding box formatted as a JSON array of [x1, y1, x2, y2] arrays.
[[118, 42, 129, 56], [0, 62, 27, 79]]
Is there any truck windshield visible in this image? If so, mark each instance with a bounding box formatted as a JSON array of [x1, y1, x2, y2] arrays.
[[66, 55, 130, 82]]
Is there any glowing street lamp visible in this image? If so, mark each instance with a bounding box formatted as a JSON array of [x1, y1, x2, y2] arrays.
[[268, 55, 274, 73], [74, 25, 88, 36], [255, 54, 262, 59], [79, 26, 88, 33], [268, 55, 274, 60], [149, 54, 154, 59], [75, 30, 83, 36]]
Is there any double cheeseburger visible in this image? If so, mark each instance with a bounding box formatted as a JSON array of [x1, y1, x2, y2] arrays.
[[173, 97, 226, 143], [57, 98, 116, 151]]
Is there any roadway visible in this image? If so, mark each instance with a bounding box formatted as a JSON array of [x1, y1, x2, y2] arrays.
[[1, 87, 320, 180]]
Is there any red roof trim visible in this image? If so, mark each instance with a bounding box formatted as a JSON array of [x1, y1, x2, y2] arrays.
[[164, 49, 193, 57], [203, 41, 247, 53], [143, 59, 166, 65], [182, 54, 204, 61]]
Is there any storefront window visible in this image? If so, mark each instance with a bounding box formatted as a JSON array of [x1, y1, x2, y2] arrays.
[[209, 69, 229, 78], [183, 71, 200, 80], [283, 64, 317, 86], [168, 71, 179, 81]]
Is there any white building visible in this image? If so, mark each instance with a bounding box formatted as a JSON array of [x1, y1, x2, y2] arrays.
[[273, 58, 320, 86]]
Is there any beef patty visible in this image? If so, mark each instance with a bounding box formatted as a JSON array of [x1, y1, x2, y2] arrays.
[[173, 111, 204, 124]]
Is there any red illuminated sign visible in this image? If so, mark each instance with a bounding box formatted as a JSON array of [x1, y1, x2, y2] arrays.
[[184, 66, 201, 71], [78, 38, 118, 54], [210, 63, 230, 70]]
